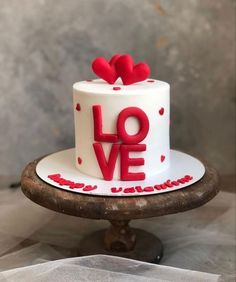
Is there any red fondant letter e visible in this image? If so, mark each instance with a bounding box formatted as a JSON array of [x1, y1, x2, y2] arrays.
[[120, 144, 146, 181], [93, 143, 120, 180], [117, 107, 149, 144], [93, 105, 118, 142]]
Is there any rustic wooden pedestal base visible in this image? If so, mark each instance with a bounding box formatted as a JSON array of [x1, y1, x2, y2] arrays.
[[21, 157, 219, 263], [79, 227, 163, 263]]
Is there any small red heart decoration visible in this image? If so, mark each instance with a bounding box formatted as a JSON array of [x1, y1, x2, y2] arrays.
[[159, 107, 164, 115], [115, 54, 150, 85], [92, 54, 121, 84], [76, 103, 81, 111], [161, 155, 165, 162]]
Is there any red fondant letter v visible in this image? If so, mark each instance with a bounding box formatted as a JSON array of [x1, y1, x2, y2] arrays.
[[93, 105, 118, 142], [93, 143, 120, 180]]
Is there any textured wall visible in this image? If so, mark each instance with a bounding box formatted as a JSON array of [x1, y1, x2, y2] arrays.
[[0, 0, 235, 175]]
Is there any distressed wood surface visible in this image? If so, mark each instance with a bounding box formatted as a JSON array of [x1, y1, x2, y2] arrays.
[[21, 158, 220, 221]]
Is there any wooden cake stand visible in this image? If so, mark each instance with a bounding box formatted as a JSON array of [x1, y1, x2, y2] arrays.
[[21, 157, 220, 263]]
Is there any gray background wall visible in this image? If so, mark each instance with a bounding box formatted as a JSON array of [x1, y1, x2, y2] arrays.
[[0, 0, 235, 176]]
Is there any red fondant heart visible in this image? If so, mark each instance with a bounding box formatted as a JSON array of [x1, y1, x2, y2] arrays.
[[77, 157, 82, 165], [92, 54, 121, 84], [159, 107, 164, 115], [115, 54, 150, 85], [76, 103, 81, 111], [161, 155, 165, 162]]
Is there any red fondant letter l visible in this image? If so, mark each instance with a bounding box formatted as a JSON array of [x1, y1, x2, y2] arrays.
[[93, 105, 118, 142]]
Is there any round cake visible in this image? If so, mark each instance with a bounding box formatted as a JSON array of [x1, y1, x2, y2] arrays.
[[73, 78, 170, 181], [36, 54, 205, 196]]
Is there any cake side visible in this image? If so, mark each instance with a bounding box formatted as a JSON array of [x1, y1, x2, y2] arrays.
[[73, 78, 170, 181]]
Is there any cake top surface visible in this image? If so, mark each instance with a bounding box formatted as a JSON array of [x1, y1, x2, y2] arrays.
[[73, 78, 169, 95]]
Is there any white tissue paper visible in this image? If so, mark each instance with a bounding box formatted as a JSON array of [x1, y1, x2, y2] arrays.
[[0, 255, 220, 282], [0, 177, 235, 281]]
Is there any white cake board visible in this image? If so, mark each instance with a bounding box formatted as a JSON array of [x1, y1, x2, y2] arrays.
[[36, 148, 205, 197]]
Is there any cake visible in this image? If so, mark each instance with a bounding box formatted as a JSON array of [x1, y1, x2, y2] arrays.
[[73, 54, 170, 181], [37, 53, 204, 196]]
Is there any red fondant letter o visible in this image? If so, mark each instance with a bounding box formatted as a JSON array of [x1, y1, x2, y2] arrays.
[[117, 107, 149, 144]]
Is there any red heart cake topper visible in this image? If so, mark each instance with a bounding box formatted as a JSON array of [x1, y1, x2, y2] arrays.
[[115, 54, 150, 85], [92, 54, 121, 84], [91, 54, 151, 85]]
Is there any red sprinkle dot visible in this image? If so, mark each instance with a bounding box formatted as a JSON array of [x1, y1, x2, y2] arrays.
[[77, 157, 82, 165], [161, 155, 165, 162], [76, 103, 81, 111], [113, 87, 121, 91], [159, 107, 164, 115], [86, 79, 92, 82], [147, 80, 155, 83]]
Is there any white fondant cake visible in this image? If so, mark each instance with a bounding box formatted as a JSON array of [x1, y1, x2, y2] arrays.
[[36, 55, 205, 196], [73, 78, 170, 181]]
